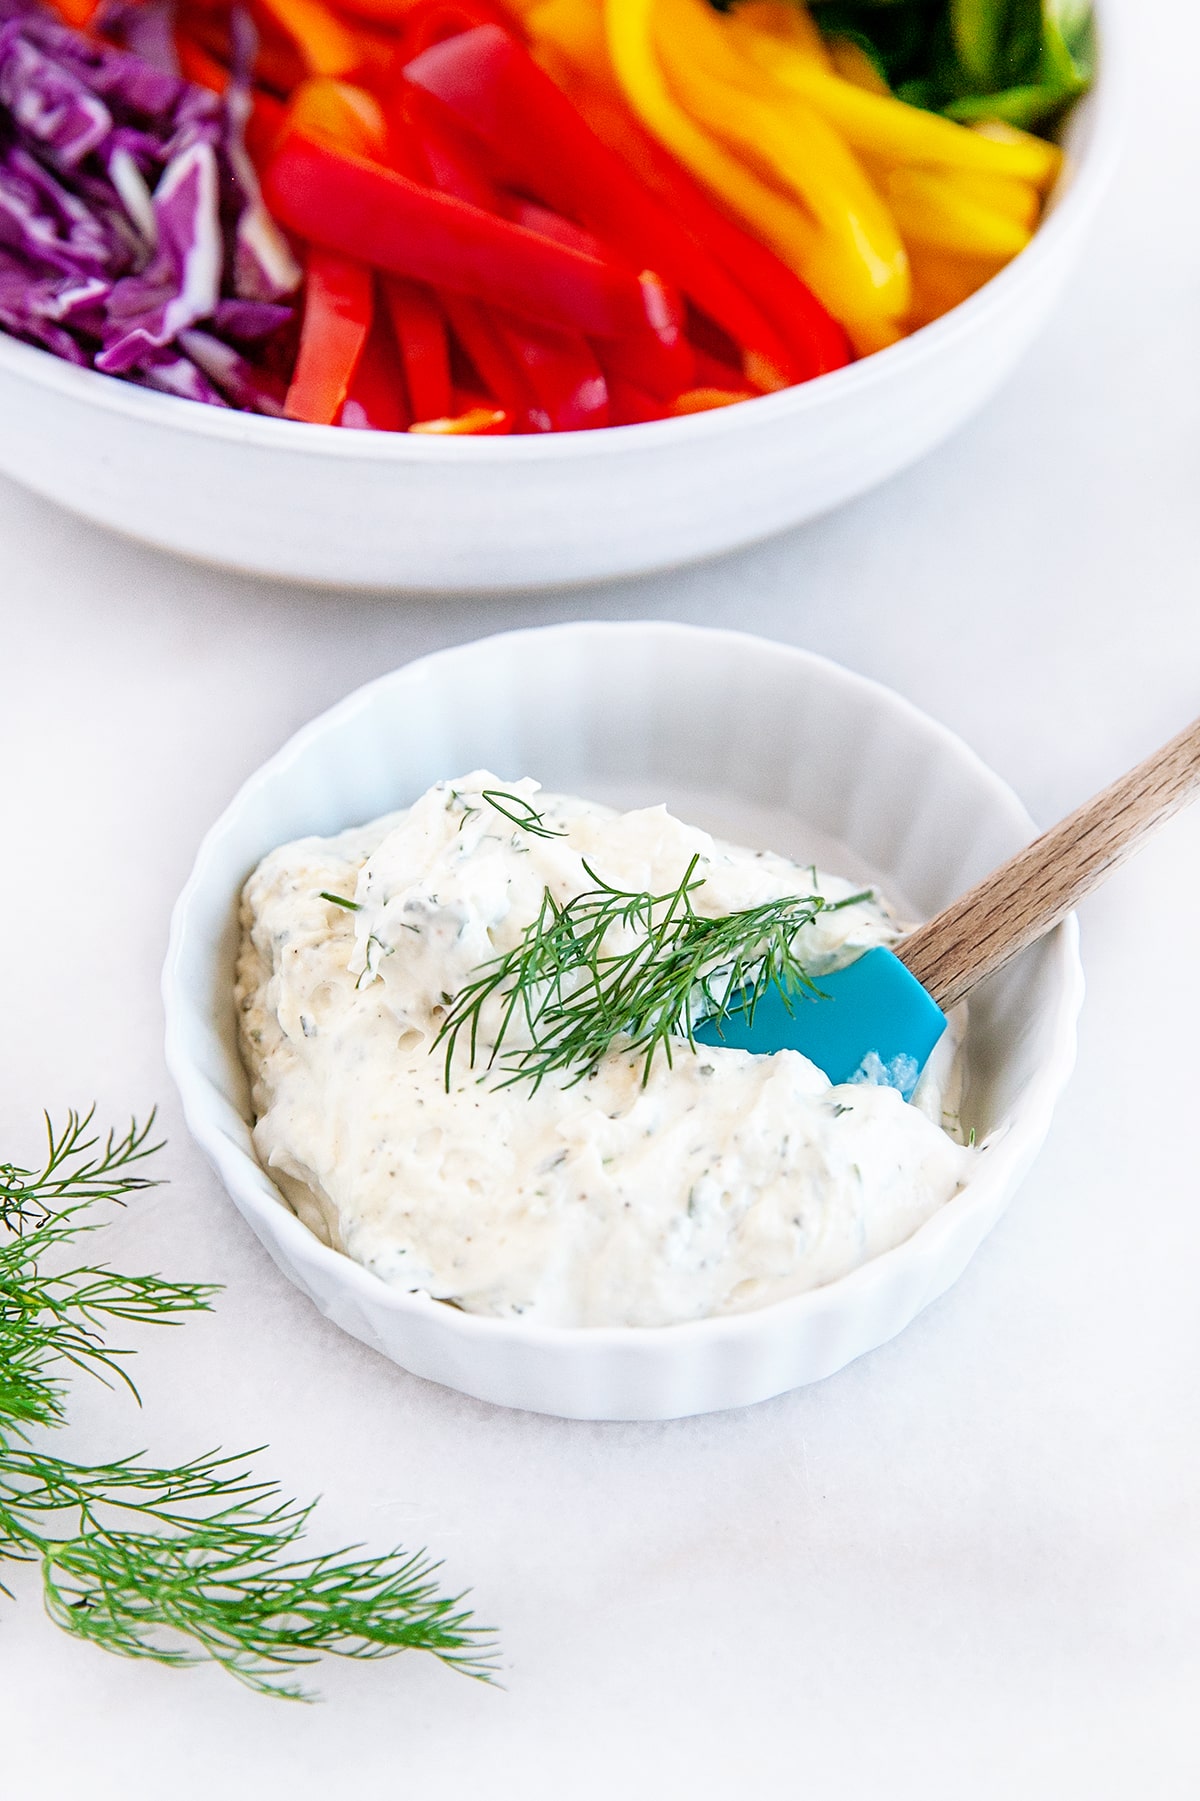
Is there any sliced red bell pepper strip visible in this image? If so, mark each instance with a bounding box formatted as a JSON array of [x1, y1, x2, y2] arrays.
[[394, 94, 543, 431], [380, 90, 430, 181], [398, 100, 611, 431], [328, 0, 449, 19], [567, 76, 851, 381], [398, 0, 510, 57], [606, 378, 670, 426], [507, 318, 608, 431], [507, 200, 607, 261], [285, 247, 373, 423], [246, 89, 288, 167], [175, 33, 230, 93], [333, 20, 408, 93], [263, 131, 680, 348], [399, 85, 498, 210], [212, 7, 308, 97], [590, 268, 691, 399], [401, 25, 833, 386], [316, 0, 418, 17], [440, 295, 536, 424], [505, 202, 680, 407], [315, 0, 430, 19], [452, 305, 608, 432], [384, 278, 452, 421], [691, 344, 762, 392], [340, 303, 410, 430], [409, 405, 511, 434]]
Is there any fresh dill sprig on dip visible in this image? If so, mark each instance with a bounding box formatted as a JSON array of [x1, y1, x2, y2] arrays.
[[0, 1111, 495, 1699], [480, 791, 567, 841], [436, 857, 871, 1090], [319, 790, 562, 912]]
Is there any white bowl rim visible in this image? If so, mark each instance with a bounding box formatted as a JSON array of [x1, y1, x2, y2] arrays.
[[1, 0, 1124, 467], [163, 619, 1084, 1358]]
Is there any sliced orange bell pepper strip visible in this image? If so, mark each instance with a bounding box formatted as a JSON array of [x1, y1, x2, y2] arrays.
[[46, 0, 102, 27], [285, 248, 374, 423], [409, 405, 512, 433], [255, 0, 364, 78], [281, 77, 389, 158], [906, 247, 1007, 329], [670, 386, 755, 414]]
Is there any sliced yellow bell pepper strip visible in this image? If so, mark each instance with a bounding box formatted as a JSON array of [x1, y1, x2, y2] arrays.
[[734, 0, 829, 62], [603, 0, 824, 283], [660, 53, 908, 329], [650, 0, 909, 343], [951, 169, 1042, 231], [884, 167, 1034, 259], [605, 0, 901, 352], [826, 37, 891, 96], [727, 16, 1061, 189]]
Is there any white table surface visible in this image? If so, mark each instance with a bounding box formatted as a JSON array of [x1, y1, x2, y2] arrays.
[[3, 8, 1198, 1792]]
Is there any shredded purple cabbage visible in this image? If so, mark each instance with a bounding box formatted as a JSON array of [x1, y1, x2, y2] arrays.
[[0, 0, 298, 411]]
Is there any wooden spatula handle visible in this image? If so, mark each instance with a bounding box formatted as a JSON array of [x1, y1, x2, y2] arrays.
[[898, 715, 1200, 1011]]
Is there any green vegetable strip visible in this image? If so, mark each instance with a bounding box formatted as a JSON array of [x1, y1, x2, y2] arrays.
[[807, 0, 1094, 131]]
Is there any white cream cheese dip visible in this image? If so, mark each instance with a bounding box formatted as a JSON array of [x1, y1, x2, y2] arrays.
[[236, 773, 973, 1327]]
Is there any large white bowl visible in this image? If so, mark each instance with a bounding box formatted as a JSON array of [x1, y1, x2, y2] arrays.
[[163, 621, 1083, 1418], [0, 6, 1121, 591]]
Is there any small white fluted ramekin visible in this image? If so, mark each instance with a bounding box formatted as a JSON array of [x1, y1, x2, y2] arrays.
[[164, 622, 1082, 1418]]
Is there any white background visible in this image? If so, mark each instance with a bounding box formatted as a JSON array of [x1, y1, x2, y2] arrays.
[[2, 2, 1198, 1792]]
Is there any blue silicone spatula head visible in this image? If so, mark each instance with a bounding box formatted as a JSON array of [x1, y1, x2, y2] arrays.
[[691, 946, 948, 1100], [692, 712, 1200, 1096]]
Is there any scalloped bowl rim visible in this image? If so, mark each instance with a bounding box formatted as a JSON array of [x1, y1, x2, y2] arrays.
[[163, 623, 1084, 1376]]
